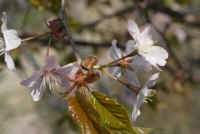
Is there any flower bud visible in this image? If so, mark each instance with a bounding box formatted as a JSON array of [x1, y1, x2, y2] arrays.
[[81, 56, 98, 71]]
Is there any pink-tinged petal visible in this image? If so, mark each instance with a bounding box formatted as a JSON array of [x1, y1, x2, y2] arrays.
[[66, 62, 80, 79], [108, 66, 121, 82], [1, 12, 7, 32], [41, 56, 60, 71], [57, 73, 70, 89], [127, 20, 140, 39], [129, 55, 152, 72], [29, 78, 45, 101], [123, 69, 140, 87], [143, 73, 159, 88], [4, 51, 16, 72], [54, 63, 73, 76], [109, 39, 121, 60], [20, 71, 44, 87], [54, 63, 78, 89], [3, 29, 21, 51], [125, 40, 137, 55]]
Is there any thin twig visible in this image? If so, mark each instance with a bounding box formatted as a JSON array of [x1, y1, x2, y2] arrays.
[[84, 6, 134, 28], [61, 0, 81, 63], [21, 32, 51, 42], [46, 35, 52, 58]]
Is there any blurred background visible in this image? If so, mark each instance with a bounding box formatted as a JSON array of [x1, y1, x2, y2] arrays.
[[0, 0, 200, 134]]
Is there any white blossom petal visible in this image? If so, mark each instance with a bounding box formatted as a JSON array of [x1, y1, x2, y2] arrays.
[[129, 55, 152, 72], [109, 39, 121, 60], [125, 40, 137, 55], [123, 69, 140, 87], [127, 20, 140, 39], [143, 53, 161, 71], [132, 73, 159, 121], [143, 73, 159, 88], [3, 29, 21, 51], [127, 20, 168, 71], [139, 26, 153, 44], [4, 51, 16, 71], [149, 46, 168, 66], [1, 12, 7, 32], [132, 86, 149, 121]]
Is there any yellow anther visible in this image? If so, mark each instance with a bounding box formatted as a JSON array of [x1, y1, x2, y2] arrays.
[[144, 90, 156, 103]]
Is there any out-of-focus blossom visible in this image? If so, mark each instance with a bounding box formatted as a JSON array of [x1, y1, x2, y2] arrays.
[[0, 12, 21, 71], [175, 28, 186, 43], [132, 73, 159, 121], [20, 56, 80, 101], [108, 39, 152, 86], [127, 20, 168, 71]]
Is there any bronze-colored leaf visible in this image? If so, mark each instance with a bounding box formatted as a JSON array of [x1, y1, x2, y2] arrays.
[[68, 91, 110, 134]]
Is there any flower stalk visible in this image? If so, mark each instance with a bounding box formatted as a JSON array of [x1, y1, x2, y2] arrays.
[[21, 32, 52, 42], [46, 36, 52, 58]]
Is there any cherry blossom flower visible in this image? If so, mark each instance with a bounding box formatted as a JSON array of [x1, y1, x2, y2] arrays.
[[20, 56, 80, 101], [0, 12, 21, 71], [108, 39, 152, 86], [127, 20, 168, 71], [132, 73, 159, 121]]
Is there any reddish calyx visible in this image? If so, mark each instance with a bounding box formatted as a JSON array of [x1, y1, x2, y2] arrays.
[[59, 70, 100, 101]]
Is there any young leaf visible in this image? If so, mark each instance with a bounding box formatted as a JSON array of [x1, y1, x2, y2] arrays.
[[68, 91, 110, 134], [88, 91, 136, 134]]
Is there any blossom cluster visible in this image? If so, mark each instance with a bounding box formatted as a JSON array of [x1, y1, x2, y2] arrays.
[[0, 11, 168, 122], [108, 20, 168, 121]]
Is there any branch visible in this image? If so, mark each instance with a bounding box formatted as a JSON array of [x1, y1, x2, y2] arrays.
[[83, 6, 134, 28], [61, 0, 81, 63]]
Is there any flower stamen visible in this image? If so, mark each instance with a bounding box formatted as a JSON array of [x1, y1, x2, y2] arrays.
[[40, 70, 62, 91], [144, 90, 156, 103], [0, 38, 5, 56]]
